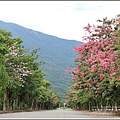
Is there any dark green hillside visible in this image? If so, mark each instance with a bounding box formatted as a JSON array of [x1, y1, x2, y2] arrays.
[[0, 20, 84, 99]]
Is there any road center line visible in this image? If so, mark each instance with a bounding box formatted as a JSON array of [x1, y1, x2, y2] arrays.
[[59, 111, 64, 118]]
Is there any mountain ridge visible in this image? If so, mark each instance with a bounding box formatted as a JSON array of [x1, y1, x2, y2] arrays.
[[0, 20, 80, 42]]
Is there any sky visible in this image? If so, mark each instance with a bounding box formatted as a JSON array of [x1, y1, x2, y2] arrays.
[[0, 1, 120, 42]]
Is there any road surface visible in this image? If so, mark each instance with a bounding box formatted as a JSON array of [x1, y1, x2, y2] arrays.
[[0, 109, 119, 118]]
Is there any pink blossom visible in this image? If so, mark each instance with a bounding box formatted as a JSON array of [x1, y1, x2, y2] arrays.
[[72, 68, 80, 74], [96, 88, 100, 91], [100, 53, 106, 58], [101, 61, 110, 68], [72, 78, 76, 81], [81, 71, 84, 76], [100, 74, 104, 79], [10, 51, 17, 56], [105, 20, 111, 24], [22, 73, 28, 76], [116, 76, 120, 81], [92, 46, 98, 51], [65, 70, 70, 74], [73, 83, 78, 87]]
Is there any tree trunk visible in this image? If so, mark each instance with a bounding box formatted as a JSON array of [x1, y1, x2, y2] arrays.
[[89, 101, 91, 111], [31, 100, 34, 110], [112, 103, 115, 111], [16, 97, 19, 110], [96, 102, 99, 111], [42, 102, 44, 109], [115, 102, 117, 111], [3, 90, 7, 112], [35, 99, 38, 110], [39, 103, 42, 110]]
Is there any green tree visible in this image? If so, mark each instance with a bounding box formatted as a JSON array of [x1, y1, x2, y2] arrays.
[[0, 30, 10, 111], [0, 29, 60, 112]]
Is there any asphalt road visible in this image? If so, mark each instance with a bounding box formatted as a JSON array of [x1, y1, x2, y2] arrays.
[[0, 109, 118, 118]]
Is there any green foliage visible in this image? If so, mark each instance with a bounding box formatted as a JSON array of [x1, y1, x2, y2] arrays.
[[0, 30, 10, 91], [0, 29, 60, 111]]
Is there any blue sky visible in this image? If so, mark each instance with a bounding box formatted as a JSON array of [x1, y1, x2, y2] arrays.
[[0, 1, 120, 42]]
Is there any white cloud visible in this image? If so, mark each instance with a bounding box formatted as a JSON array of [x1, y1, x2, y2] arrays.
[[0, 1, 120, 42]]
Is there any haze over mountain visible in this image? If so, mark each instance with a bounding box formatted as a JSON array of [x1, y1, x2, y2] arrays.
[[0, 20, 84, 99]]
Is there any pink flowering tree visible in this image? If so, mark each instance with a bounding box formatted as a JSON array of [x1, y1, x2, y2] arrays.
[[5, 38, 32, 86], [66, 14, 120, 111]]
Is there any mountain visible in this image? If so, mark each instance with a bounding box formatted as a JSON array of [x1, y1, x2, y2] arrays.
[[0, 20, 84, 99]]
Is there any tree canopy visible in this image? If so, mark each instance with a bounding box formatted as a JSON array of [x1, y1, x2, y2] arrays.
[[0, 29, 60, 112], [65, 14, 120, 111]]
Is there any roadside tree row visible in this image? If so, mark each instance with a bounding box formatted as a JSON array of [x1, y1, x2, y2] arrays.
[[65, 14, 120, 111], [0, 29, 60, 112]]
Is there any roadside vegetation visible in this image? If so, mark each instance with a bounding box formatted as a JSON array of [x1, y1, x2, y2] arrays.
[[0, 29, 60, 113], [65, 14, 120, 115]]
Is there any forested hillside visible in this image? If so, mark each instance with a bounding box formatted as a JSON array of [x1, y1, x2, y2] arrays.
[[0, 20, 84, 99]]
